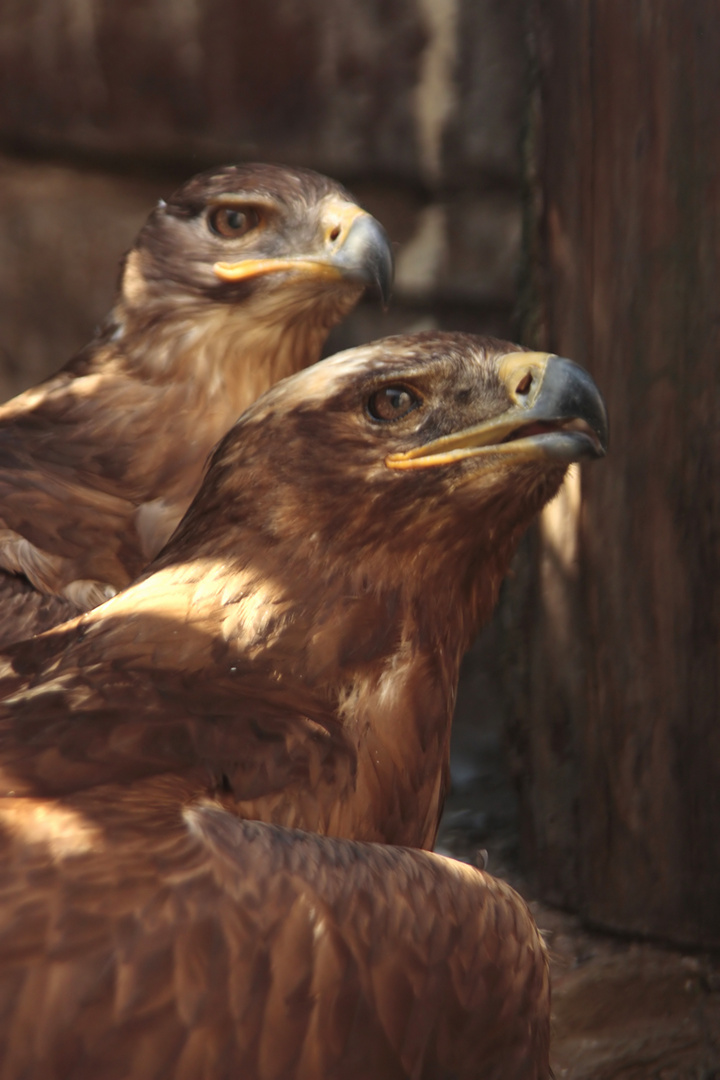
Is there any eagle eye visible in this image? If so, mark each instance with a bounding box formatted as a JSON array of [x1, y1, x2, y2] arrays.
[[367, 385, 421, 422], [208, 206, 260, 239]]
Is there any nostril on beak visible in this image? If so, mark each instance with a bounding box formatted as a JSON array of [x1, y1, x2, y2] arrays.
[[515, 372, 533, 398], [328, 224, 342, 243]]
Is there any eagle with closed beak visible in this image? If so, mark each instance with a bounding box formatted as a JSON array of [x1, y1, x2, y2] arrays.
[[0, 332, 606, 1079], [0, 163, 392, 645]]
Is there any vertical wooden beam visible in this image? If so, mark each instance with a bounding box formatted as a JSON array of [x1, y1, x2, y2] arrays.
[[523, 0, 720, 946], [515, 0, 596, 910]]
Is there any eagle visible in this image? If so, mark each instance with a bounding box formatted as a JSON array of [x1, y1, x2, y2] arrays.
[[0, 162, 392, 645], [0, 332, 607, 1078]]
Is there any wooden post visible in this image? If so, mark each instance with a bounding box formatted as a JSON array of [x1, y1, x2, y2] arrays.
[[519, 0, 720, 946]]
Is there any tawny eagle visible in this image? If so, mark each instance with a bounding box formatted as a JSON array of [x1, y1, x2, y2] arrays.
[[0, 332, 606, 1079]]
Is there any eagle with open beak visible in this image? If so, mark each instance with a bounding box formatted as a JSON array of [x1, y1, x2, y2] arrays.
[[0, 163, 392, 644], [0, 332, 606, 1079]]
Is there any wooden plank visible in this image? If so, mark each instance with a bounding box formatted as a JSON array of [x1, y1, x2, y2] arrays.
[[514, 0, 596, 911], [524, 0, 720, 946]]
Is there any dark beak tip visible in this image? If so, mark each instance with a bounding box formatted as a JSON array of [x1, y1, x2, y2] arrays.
[[340, 215, 394, 306], [363, 224, 394, 308], [375, 251, 394, 308], [591, 401, 610, 456], [589, 434, 608, 460], [542, 354, 609, 459]]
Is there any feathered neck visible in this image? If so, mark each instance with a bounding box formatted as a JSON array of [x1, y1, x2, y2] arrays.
[[108, 295, 332, 412]]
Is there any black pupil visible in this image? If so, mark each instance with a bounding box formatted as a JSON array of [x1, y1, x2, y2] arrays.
[[224, 210, 245, 231], [369, 386, 418, 421], [386, 390, 409, 412], [210, 206, 256, 237]]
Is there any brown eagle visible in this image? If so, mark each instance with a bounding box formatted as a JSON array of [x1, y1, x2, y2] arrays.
[[0, 332, 607, 1078], [0, 163, 392, 644]]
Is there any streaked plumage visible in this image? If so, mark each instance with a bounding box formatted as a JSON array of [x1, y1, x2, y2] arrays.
[[0, 332, 607, 1077], [0, 163, 392, 644], [0, 794, 549, 1080]]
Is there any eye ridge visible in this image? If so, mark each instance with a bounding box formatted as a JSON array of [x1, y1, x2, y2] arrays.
[[208, 205, 261, 239], [367, 385, 421, 422]]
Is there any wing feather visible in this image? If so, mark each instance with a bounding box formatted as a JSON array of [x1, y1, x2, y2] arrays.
[[0, 792, 550, 1080]]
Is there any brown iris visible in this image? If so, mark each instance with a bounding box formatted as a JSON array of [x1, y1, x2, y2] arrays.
[[208, 206, 261, 239], [367, 386, 421, 422]]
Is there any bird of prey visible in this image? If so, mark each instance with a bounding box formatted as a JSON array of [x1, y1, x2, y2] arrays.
[[0, 808, 550, 1080], [0, 332, 606, 1078], [0, 162, 392, 644]]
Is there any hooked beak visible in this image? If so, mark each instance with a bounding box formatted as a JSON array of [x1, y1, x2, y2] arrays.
[[385, 352, 608, 470], [213, 203, 394, 306]]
